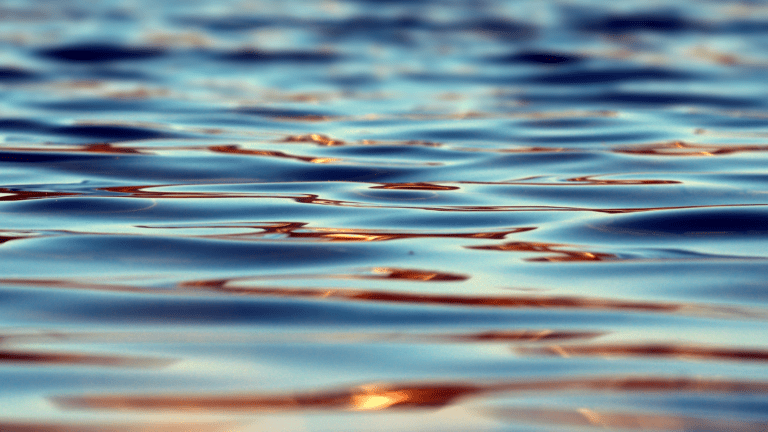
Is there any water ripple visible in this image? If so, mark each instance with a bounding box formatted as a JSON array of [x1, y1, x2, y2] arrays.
[[2, 0, 768, 430]]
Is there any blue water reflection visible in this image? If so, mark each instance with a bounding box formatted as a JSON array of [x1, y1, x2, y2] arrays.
[[1, 0, 768, 430]]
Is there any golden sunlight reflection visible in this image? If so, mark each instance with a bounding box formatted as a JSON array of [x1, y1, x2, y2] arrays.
[[2, 277, 761, 320], [369, 267, 468, 281], [207, 145, 341, 164], [53, 376, 768, 413], [137, 222, 534, 243], [350, 385, 410, 410], [467, 241, 617, 262], [615, 141, 768, 157], [281, 134, 345, 146]]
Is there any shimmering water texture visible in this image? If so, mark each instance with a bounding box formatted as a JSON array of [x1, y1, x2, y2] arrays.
[[2, 0, 768, 431]]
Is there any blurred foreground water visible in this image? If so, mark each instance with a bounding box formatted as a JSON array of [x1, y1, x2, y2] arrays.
[[2, 0, 768, 430]]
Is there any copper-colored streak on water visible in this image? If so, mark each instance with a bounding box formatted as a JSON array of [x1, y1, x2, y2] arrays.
[[615, 140, 768, 156], [271, 114, 336, 122], [176, 280, 694, 314], [0, 144, 150, 155], [53, 376, 768, 412], [455, 146, 572, 154], [281, 133, 345, 146], [0, 188, 79, 202], [53, 384, 479, 412], [519, 343, 768, 362], [369, 267, 468, 281], [80, 143, 146, 154], [0, 421, 242, 432], [1, 276, 751, 318], [0, 236, 18, 245], [99, 185, 254, 200], [444, 330, 605, 342], [0, 329, 604, 346], [99, 186, 364, 208], [467, 241, 617, 262], [460, 176, 681, 185], [94, 184, 768, 215], [207, 144, 339, 163], [210, 287, 679, 312], [1, 143, 148, 154], [0, 234, 37, 245], [0, 350, 172, 367], [186, 267, 468, 282], [370, 182, 460, 191], [281, 135, 442, 148], [140, 221, 533, 243], [489, 406, 768, 431], [564, 175, 681, 185], [263, 224, 534, 242]]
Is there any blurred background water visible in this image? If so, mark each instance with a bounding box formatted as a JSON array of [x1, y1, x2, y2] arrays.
[[2, 0, 768, 430]]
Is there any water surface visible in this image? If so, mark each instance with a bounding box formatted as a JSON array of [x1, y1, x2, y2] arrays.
[[2, 0, 768, 430]]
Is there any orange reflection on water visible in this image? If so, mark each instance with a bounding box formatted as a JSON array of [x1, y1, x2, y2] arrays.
[[2, 276, 758, 320], [518, 343, 768, 362], [281, 226, 533, 242], [370, 182, 460, 191], [0, 328, 603, 347], [0, 349, 172, 368], [615, 140, 768, 156], [0, 143, 149, 155], [55, 383, 483, 412], [488, 406, 768, 431], [81, 143, 146, 154], [460, 175, 680, 185], [454, 146, 574, 154], [100, 185, 360, 209], [96, 183, 764, 215], [177, 282, 695, 315], [0, 188, 79, 202], [563, 175, 680, 185], [369, 267, 468, 281], [281, 133, 345, 146], [445, 330, 605, 343], [207, 144, 340, 164], [54, 376, 768, 413], [148, 221, 533, 243], [467, 241, 617, 262], [350, 384, 411, 410], [0, 421, 241, 432], [175, 266, 468, 286], [248, 288, 676, 312]]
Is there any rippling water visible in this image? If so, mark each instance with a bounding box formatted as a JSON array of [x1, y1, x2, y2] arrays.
[[2, 0, 768, 430]]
